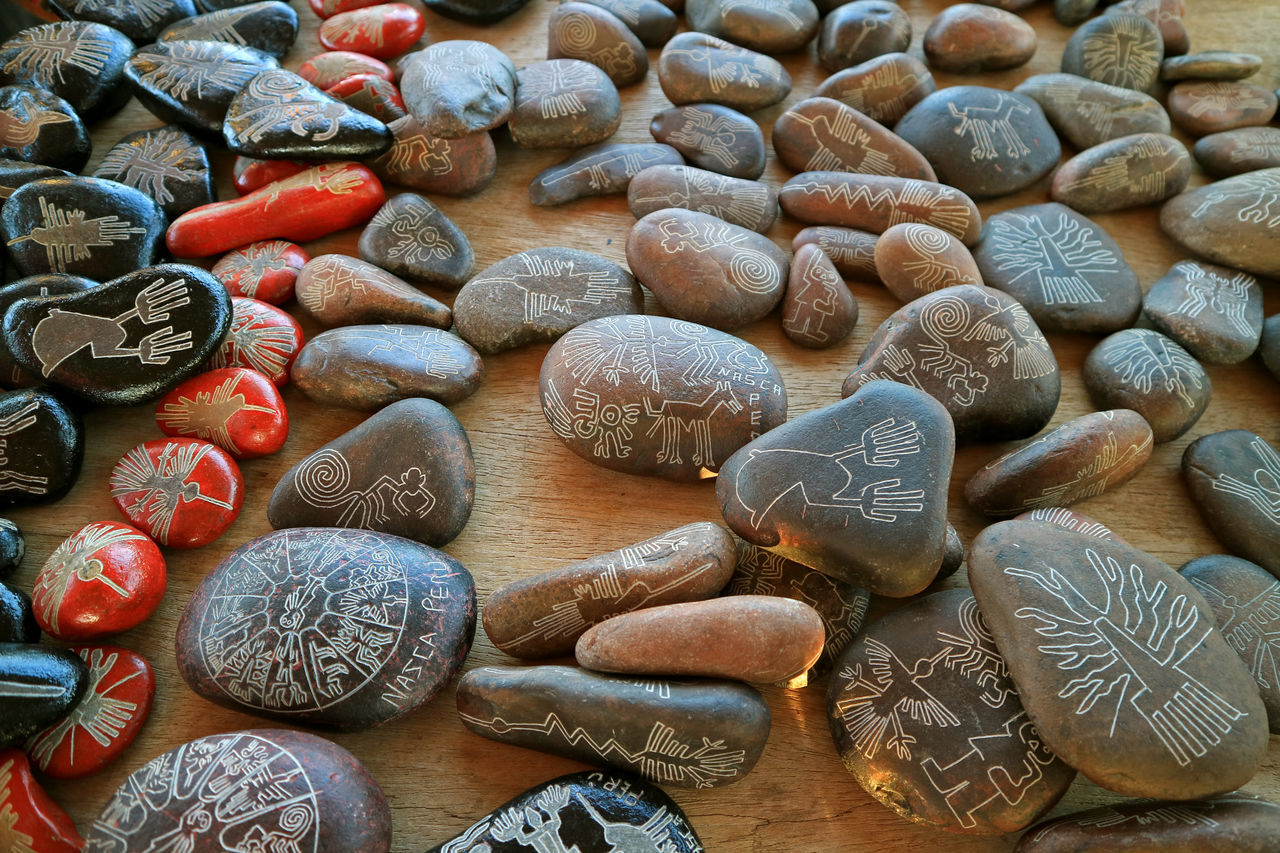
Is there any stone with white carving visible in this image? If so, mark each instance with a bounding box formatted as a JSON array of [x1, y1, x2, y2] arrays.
[[84, 730, 392, 851], [549, 2, 647, 88], [829, 588, 1075, 834], [4, 264, 231, 406], [0, 21, 133, 120], [319, 3, 426, 60], [1015, 792, 1280, 852], [530, 142, 683, 206], [369, 114, 496, 197], [1107, 0, 1188, 57], [358, 192, 473, 289], [686, 0, 819, 55], [1168, 81, 1278, 137], [208, 296, 303, 387], [651, 104, 764, 180], [0, 645, 86, 750], [154, 367, 288, 460], [159, 1, 299, 60], [817, 1, 911, 73], [1054, 0, 1098, 28], [325, 73, 406, 124], [509, 59, 620, 148], [793, 226, 879, 281], [1194, 127, 1280, 178], [0, 85, 89, 173], [626, 208, 787, 331], [815, 52, 936, 126], [1014, 506, 1125, 543], [399, 41, 517, 139], [965, 409, 1154, 517], [484, 522, 736, 659], [874, 223, 982, 303], [629, 164, 777, 233], [425, 770, 704, 853], [48, 0, 193, 42], [299, 50, 393, 89], [212, 240, 309, 305], [93, 126, 214, 221], [780, 171, 982, 245], [1160, 168, 1280, 279], [0, 274, 96, 389], [974, 203, 1141, 334], [293, 324, 483, 410], [1084, 328, 1210, 443], [1163, 50, 1263, 83], [718, 381, 952, 596], [0, 518, 23, 581], [0, 580, 36, 643], [1051, 132, 1190, 214], [454, 247, 641, 354], [574, 0, 678, 46], [923, 4, 1037, 74], [0, 159, 71, 203], [1184, 431, 1280, 578], [0, 748, 83, 852], [773, 97, 935, 181], [1143, 260, 1262, 365], [109, 437, 243, 549], [657, 32, 791, 112], [457, 665, 770, 788], [782, 243, 856, 349], [843, 285, 1060, 443], [540, 315, 786, 481], [0, 388, 82, 510], [1061, 13, 1163, 91], [297, 254, 451, 329], [124, 40, 280, 137], [1015, 72, 1171, 151]]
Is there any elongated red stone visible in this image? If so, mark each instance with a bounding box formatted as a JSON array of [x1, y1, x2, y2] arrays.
[[297, 50, 393, 88], [319, 4, 425, 59], [309, 0, 386, 19], [109, 439, 244, 549], [209, 298, 304, 387], [155, 368, 289, 460], [0, 749, 84, 853], [232, 157, 312, 196], [326, 73, 406, 122], [167, 163, 386, 258], [212, 240, 310, 304]]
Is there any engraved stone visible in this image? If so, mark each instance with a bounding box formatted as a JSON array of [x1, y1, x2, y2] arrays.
[[817, 1, 911, 73], [1015, 506, 1124, 542], [0, 748, 83, 852], [1054, 0, 1099, 29], [1160, 168, 1280, 279], [358, 192, 473, 289], [0, 580, 36, 642], [422, 0, 532, 24], [0, 274, 96, 388], [657, 32, 790, 113], [0, 388, 82, 510], [773, 97, 935, 181], [110, 437, 243, 549], [530, 142, 682, 206], [923, 3, 1037, 74], [828, 589, 1075, 834], [549, 2, 647, 88], [780, 172, 982, 245], [125, 40, 280, 137], [454, 247, 641, 354], [212, 240, 309, 305], [319, 3, 426, 60], [0, 85, 89, 173], [159, 1, 300, 60], [1168, 81, 1278, 137], [1164, 50, 1263, 83], [0, 159, 71, 203], [93, 126, 214, 221], [1015, 72, 1171, 150], [629, 164, 777, 233], [575, 0, 678, 47], [0, 519, 24, 581], [0, 645, 86, 749], [874, 223, 982, 303], [0, 21, 132, 121], [1194, 127, 1280, 178], [1108, 0, 1188, 57], [233, 157, 312, 196], [1084, 328, 1210, 443], [1062, 13, 1163, 91], [299, 50, 392, 89], [368, 113, 496, 197], [969, 520, 1269, 799], [207, 297, 303, 388], [1184, 430, 1280, 578], [793, 225, 879, 280], [651, 104, 764, 180], [539, 315, 786, 481], [154, 367, 289, 460], [456, 665, 770, 788], [843, 285, 1060, 443], [399, 41, 517, 139], [782, 243, 856, 349], [325, 73, 406, 123], [509, 59, 620, 148], [685, 0, 819, 55], [297, 254, 451, 328], [1143, 260, 1262, 365], [48, 0, 194, 42], [815, 52, 935, 126], [1051, 132, 1190, 214]]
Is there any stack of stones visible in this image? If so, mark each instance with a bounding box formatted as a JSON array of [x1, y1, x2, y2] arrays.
[[0, 0, 1278, 850]]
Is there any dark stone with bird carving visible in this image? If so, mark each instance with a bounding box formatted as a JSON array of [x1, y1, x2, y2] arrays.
[[0, 86, 89, 173]]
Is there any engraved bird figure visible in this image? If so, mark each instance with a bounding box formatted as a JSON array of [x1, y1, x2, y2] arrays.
[[1210, 435, 1280, 522], [108, 442, 234, 544], [0, 92, 73, 146]]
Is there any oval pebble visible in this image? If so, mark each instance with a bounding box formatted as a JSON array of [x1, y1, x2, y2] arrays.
[[1050, 133, 1190, 213], [923, 3, 1037, 74], [628, 164, 778, 233], [1083, 328, 1210, 443]]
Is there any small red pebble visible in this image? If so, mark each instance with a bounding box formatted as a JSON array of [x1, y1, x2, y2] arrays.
[[155, 368, 290, 460], [308, 0, 387, 19], [298, 50, 393, 88], [232, 156, 313, 195], [326, 73, 407, 122], [212, 240, 310, 304], [109, 439, 244, 549], [25, 645, 156, 779], [209, 297, 304, 387], [0, 749, 84, 853], [31, 522, 165, 641], [166, 162, 386, 258], [320, 4, 426, 59]]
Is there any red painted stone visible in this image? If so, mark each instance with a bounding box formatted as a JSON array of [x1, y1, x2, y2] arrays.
[[166, 162, 386, 258], [208, 297, 305, 387], [308, 0, 387, 19], [298, 50, 394, 89], [109, 439, 244, 549], [31, 521, 166, 641], [326, 73, 407, 123], [232, 157, 312, 196], [25, 646, 155, 780], [0, 749, 83, 853], [212, 240, 310, 304], [155, 367, 290, 460], [319, 4, 426, 59]]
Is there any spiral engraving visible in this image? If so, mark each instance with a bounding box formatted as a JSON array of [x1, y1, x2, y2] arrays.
[[555, 11, 598, 53], [903, 224, 951, 257], [729, 249, 782, 295], [920, 293, 971, 339], [293, 448, 352, 508]]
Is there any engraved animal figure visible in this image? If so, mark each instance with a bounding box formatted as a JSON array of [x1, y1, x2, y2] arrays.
[[660, 37, 777, 94], [218, 242, 291, 300], [666, 107, 744, 172], [0, 756, 38, 853], [664, 321, 769, 385], [8, 196, 147, 273], [154, 372, 275, 455], [345, 327, 464, 378], [0, 400, 48, 494], [369, 203, 456, 265], [1028, 428, 1153, 509], [947, 97, 1032, 161], [95, 130, 203, 207], [984, 211, 1111, 305], [633, 167, 770, 226], [1208, 435, 1280, 523], [542, 381, 639, 459], [291, 448, 437, 527], [27, 648, 143, 770], [230, 73, 348, 143], [0, 91, 72, 147], [1039, 78, 1118, 140], [73, 0, 173, 27], [29, 277, 192, 376], [732, 418, 925, 528], [379, 131, 452, 177], [1005, 547, 1248, 766], [1182, 83, 1272, 118], [1029, 801, 1227, 840], [558, 315, 663, 389], [1081, 14, 1161, 86], [575, 793, 683, 853], [1072, 135, 1182, 199], [1189, 576, 1280, 691], [656, 215, 780, 295], [476, 256, 629, 323], [137, 42, 260, 100], [1172, 262, 1255, 337], [643, 380, 743, 467], [521, 61, 594, 118], [109, 442, 235, 543], [788, 109, 895, 175], [209, 306, 297, 379], [1, 26, 111, 86], [1101, 329, 1204, 408], [177, 7, 255, 45], [539, 146, 666, 191], [326, 10, 385, 49], [1229, 133, 1280, 165], [1189, 172, 1280, 227], [898, 224, 970, 294], [720, 0, 805, 28], [34, 522, 145, 634], [833, 638, 960, 760], [833, 61, 925, 121]]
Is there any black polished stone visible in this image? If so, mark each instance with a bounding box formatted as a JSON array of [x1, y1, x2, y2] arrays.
[[0, 388, 82, 509], [0, 642, 87, 749], [48, 0, 196, 42], [159, 1, 299, 60], [0, 274, 97, 388], [0, 581, 37, 643], [125, 40, 280, 137], [0, 85, 90, 173], [0, 21, 133, 120], [93, 126, 214, 220], [0, 519, 21, 580]]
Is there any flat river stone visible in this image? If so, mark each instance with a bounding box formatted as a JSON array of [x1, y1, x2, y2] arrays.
[[782, 243, 856, 348], [84, 730, 391, 852], [359, 193, 473, 289], [293, 325, 483, 410], [686, 0, 818, 54], [1184, 430, 1280, 577], [628, 164, 778, 233], [548, 2, 647, 88], [970, 520, 1269, 799], [0, 85, 89, 174], [0, 389, 82, 510], [780, 172, 982, 245], [575, 0, 677, 46], [1083, 328, 1209, 443], [425, 770, 703, 853], [793, 226, 879, 281], [509, 59, 620, 148], [296, 254, 451, 328], [1163, 51, 1263, 83], [829, 589, 1074, 834], [773, 97, 935, 180], [843, 285, 1060, 443], [923, 4, 1037, 73], [368, 114, 497, 197], [540, 315, 786, 481], [974, 203, 1141, 334], [1168, 81, 1277, 137], [717, 380, 953, 597], [1015, 72, 1170, 150], [269, 398, 473, 547], [0, 22, 133, 121], [875, 223, 982, 303], [818, 1, 911, 73], [92, 126, 214, 221], [657, 32, 790, 112], [815, 52, 935, 126], [484, 521, 735, 658], [0, 643, 86, 749], [399, 41, 517, 138], [1061, 12, 1163, 91], [1194, 127, 1280, 178], [456, 665, 769, 789], [1160, 168, 1280, 279], [1143, 260, 1262, 364], [125, 40, 280, 137], [1051, 133, 1190, 213], [650, 104, 764, 180], [965, 409, 1153, 516], [529, 142, 682, 206], [453, 247, 641, 353], [159, 2, 299, 60], [176, 528, 475, 730]]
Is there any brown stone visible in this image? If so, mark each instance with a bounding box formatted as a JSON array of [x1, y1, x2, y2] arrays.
[[685, 0, 819, 54], [938, 522, 966, 580], [529, 142, 683, 206], [398, 41, 517, 139], [772, 97, 935, 181], [817, 1, 911, 73], [548, 2, 647, 88], [1084, 329, 1210, 443], [782, 244, 857, 349], [1108, 0, 1188, 57], [296, 254, 452, 328], [1015, 73, 1171, 150], [1015, 506, 1124, 542], [629, 164, 778, 233], [482, 521, 736, 658], [625, 208, 788, 330], [1051, 133, 1190, 214], [780, 172, 982, 245], [574, 0, 678, 47], [1163, 50, 1263, 82], [367, 114, 496, 197], [358, 193, 474, 289], [293, 325, 484, 410], [1160, 168, 1280, 279], [1143, 260, 1263, 365], [509, 59, 621, 148], [1194, 127, 1280, 178], [657, 32, 791, 112], [970, 520, 1269, 799], [1184, 430, 1280, 577], [650, 104, 765, 180], [828, 589, 1075, 834], [1168, 81, 1278, 137], [923, 4, 1036, 74], [1062, 13, 1163, 91], [452, 247, 642, 354], [577, 595, 824, 683], [456, 665, 770, 788], [874, 223, 982, 303], [965, 409, 1153, 517], [815, 52, 936, 126], [793, 226, 880, 281]]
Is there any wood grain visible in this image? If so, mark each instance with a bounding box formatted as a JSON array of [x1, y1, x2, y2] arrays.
[[7, 0, 1280, 849]]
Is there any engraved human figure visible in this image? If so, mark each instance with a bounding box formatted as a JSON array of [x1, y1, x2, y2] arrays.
[[29, 277, 192, 376], [27, 648, 143, 770], [1189, 171, 1280, 227], [108, 442, 235, 543], [665, 107, 744, 172], [95, 130, 204, 207], [369, 203, 456, 265], [8, 196, 148, 273], [0, 400, 48, 494], [0, 90, 72, 147], [1082, 15, 1161, 86], [34, 522, 145, 634], [154, 371, 276, 455], [982, 210, 1112, 305], [542, 380, 639, 459], [1171, 262, 1255, 337], [1189, 576, 1280, 690], [784, 249, 841, 344], [290, 447, 437, 528], [1208, 435, 1280, 522], [947, 97, 1032, 161], [1, 25, 111, 85]]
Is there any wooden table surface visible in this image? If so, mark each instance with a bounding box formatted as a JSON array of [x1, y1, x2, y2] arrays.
[[8, 0, 1280, 849]]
